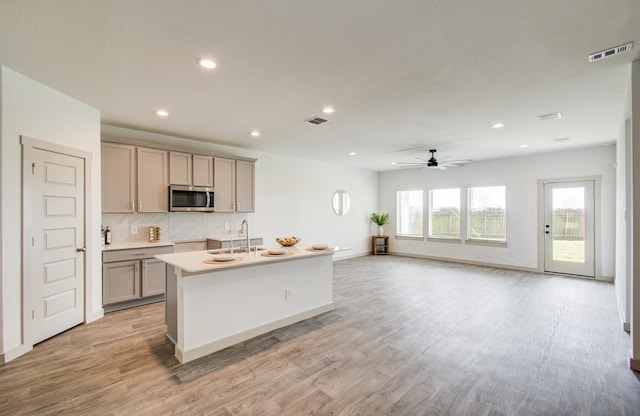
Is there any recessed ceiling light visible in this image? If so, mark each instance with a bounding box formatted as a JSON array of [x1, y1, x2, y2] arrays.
[[491, 123, 505, 129], [391, 162, 397, 165], [250, 131, 260, 137], [197, 58, 216, 69], [349, 152, 357, 156], [155, 109, 169, 117], [520, 144, 529, 148], [322, 107, 334, 114]]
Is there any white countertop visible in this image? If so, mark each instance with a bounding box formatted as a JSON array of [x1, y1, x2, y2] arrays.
[[155, 245, 342, 274], [102, 241, 175, 251]]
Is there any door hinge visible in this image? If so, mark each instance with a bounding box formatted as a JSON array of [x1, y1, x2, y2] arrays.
[[32, 310, 35, 320], [32, 162, 35, 175], [32, 237, 35, 247]]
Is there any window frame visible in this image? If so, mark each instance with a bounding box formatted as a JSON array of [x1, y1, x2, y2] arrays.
[[466, 185, 507, 243], [428, 187, 462, 241], [395, 189, 424, 239]]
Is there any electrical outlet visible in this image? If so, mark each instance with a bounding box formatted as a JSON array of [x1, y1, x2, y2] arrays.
[[224, 222, 230, 232], [285, 288, 292, 300], [131, 226, 138, 234], [508, 250, 515, 257]]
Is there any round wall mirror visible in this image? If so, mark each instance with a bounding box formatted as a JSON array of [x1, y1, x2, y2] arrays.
[[332, 190, 350, 216]]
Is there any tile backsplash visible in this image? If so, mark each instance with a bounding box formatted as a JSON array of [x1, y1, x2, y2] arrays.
[[102, 212, 249, 243]]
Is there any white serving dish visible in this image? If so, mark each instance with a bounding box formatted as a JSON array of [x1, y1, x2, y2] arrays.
[[268, 248, 287, 255], [212, 254, 236, 262], [312, 244, 329, 250]]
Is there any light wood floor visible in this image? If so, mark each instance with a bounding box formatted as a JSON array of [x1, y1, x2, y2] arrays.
[[1, 256, 639, 415]]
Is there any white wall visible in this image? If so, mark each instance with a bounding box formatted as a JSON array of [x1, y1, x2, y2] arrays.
[[614, 62, 632, 329], [615, 117, 632, 329], [0, 67, 102, 360], [631, 59, 640, 370], [379, 146, 616, 277], [101, 125, 378, 259]]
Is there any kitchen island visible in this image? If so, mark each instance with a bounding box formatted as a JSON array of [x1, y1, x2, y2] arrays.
[[155, 246, 336, 363]]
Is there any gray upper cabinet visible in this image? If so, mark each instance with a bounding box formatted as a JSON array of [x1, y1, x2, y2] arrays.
[[236, 160, 255, 212], [214, 157, 236, 212], [169, 151, 192, 185], [193, 155, 214, 187], [213, 157, 255, 213], [170, 152, 213, 187], [102, 142, 135, 213], [102, 140, 252, 213], [137, 147, 168, 212], [102, 143, 168, 213]]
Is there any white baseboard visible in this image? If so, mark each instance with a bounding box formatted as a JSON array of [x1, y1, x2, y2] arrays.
[[86, 309, 104, 323], [389, 251, 539, 273], [176, 303, 335, 364], [1, 343, 33, 363]]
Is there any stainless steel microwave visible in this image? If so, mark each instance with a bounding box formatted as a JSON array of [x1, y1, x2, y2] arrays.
[[169, 185, 215, 212]]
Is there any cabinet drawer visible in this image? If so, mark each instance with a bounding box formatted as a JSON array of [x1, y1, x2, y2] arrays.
[[174, 241, 208, 253], [103, 245, 174, 262]]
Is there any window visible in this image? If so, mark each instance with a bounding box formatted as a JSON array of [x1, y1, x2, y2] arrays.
[[429, 188, 460, 239], [396, 190, 423, 237], [467, 185, 506, 241]]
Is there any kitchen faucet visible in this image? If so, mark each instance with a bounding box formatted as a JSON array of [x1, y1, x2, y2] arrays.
[[240, 220, 250, 253]]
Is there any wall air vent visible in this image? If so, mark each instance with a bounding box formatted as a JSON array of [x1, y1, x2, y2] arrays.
[[537, 112, 562, 121], [306, 117, 328, 125], [553, 137, 570, 143], [589, 42, 633, 63]]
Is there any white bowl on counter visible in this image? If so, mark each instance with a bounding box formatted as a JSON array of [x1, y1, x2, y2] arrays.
[[268, 248, 287, 255], [312, 244, 329, 250], [211, 254, 236, 262]]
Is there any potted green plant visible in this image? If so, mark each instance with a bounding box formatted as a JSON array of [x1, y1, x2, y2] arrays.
[[370, 212, 390, 236]]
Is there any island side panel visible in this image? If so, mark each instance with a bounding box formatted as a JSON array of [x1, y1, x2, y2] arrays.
[[177, 254, 333, 363], [165, 264, 178, 343]]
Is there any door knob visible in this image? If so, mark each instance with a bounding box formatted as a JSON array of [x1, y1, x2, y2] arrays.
[[76, 247, 86, 252]]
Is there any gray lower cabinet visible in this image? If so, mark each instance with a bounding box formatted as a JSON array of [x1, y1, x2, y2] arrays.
[[103, 260, 140, 304], [102, 245, 173, 311]]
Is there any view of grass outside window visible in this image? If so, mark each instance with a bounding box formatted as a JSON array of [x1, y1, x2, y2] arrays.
[[396, 190, 423, 237], [552, 187, 585, 263], [468, 185, 506, 241], [428, 188, 460, 239]]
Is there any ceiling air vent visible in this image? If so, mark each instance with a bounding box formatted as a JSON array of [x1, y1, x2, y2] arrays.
[[537, 112, 562, 121], [306, 117, 328, 125], [589, 42, 633, 63], [553, 137, 570, 143]]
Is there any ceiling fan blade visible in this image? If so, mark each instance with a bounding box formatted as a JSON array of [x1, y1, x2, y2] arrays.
[[441, 159, 471, 167], [396, 162, 427, 169]]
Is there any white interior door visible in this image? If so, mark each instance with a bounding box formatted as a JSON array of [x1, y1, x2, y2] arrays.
[[28, 148, 85, 344], [543, 180, 595, 277]]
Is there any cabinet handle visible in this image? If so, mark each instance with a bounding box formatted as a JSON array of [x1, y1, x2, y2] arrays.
[[138, 200, 142, 211], [131, 201, 134, 211]]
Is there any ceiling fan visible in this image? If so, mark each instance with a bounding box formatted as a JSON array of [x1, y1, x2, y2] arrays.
[[395, 149, 471, 170]]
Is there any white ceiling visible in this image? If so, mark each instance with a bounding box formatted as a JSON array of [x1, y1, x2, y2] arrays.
[[1, 0, 639, 171]]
